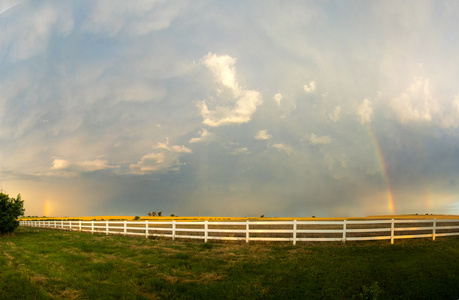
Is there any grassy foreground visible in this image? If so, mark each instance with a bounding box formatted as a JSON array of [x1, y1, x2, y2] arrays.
[[1, 227, 458, 299]]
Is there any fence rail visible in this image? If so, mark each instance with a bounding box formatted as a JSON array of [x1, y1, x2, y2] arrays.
[[19, 219, 459, 245]]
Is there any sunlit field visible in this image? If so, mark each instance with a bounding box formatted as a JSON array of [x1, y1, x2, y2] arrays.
[[20, 214, 459, 221], [1, 226, 458, 299]]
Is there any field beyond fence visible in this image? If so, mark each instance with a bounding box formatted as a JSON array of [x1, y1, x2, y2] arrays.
[[20, 217, 459, 245]]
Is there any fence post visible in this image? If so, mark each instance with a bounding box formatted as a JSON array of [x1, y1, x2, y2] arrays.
[[172, 221, 176, 241], [204, 220, 208, 243], [390, 219, 395, 244], [293, 220, 297, 245], [54, 220, 56, 228], [246, 220, 250, 243], [61, 220, 63, 229], [342, 220, 347, 244], [145, 220, 149, 238], [124, 220, 127, 235], [432, 218, 436, 241], [91, 220, 94, 234], [79, 220, 82, 231], [106, 220, 109, 235], [69, 220, 72, 231]]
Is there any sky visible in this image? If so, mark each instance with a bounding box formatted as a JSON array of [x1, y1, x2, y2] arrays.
[[1, 0, 459, 218]]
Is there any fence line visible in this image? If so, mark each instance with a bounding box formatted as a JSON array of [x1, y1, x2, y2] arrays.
[[19, 219, 459, 245]]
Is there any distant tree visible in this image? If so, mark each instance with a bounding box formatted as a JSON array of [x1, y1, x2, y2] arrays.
[[134, 216, 140, 220], [170, 214, 175, 217], [147, 212, 152, 216], [151, 211, 157, 216], [158, 211, 162, 217], [0, 193, 25, 234]]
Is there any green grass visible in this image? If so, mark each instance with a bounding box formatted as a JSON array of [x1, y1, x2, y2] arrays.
[[1, 227, 458, 299]]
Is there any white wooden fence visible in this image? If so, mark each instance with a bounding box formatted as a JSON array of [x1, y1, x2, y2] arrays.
[[19, 219, 459, 245]]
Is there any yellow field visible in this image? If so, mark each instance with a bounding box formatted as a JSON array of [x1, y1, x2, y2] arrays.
[[20, 214, 459, 221]]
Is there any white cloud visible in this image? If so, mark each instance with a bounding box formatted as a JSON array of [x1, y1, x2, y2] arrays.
[[231, 147, 249, 155], [390, 78, 437, 123], [303, 81, 316, 93], [272, 143, 293, 155], [255, 130, 272, 140], [129, 153, 166, 173], [357, 99, 373, 124], [51, 158, 113, 173], [189, 128, 210, 143], [202, 53, 239, 94], [129, 140, 192, 174], [329, 106, 341, 122], [51, 159, 70, 170], [153, 139, 192, 153], [198, 53, 263, 127], [308, 133, 332, 145], [274, 93, 283, 105]]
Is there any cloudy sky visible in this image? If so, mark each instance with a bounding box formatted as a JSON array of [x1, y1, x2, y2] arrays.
[[1, 0, 459, 218]]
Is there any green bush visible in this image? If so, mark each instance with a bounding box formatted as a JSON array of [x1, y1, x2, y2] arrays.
[[0, 193, 25, 234]]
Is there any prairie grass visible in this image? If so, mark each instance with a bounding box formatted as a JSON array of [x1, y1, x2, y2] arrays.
[[1, 227, 459, 299]]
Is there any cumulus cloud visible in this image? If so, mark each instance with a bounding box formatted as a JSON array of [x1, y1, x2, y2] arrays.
[[231, 147, 249, 155], [329, 106, 341, 122], [357, 99, 373, 124], [271, 143, 293, 155], [274, 93, 283, 105], [129, 140, 192, 174], [303, 81, 316, 93], [198, 53, 263, 127], [51, 158, 114, 173], [308, 133, 332, 145], [202, 53, 239, 93], [255, 130, 272, 140], [189, 128, 210, 143], [51, 159, 70, 170], [154, 139, 192, 153], [390, 78, 437, 123]]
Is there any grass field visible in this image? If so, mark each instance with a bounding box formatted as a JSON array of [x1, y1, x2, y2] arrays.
[[1, 227, 459, 299], [19, 214, 459, 222]]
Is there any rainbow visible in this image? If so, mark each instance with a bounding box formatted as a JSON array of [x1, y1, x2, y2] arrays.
[[44, 199, 51, 217], [366, 125, 395, 214]]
